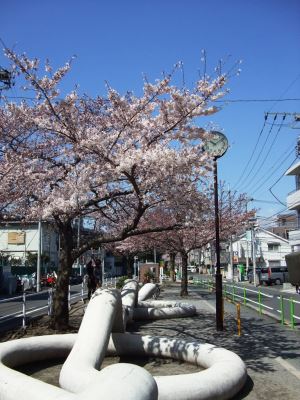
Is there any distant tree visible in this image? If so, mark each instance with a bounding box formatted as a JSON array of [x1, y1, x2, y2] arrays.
[[117, 188, 253, 296]]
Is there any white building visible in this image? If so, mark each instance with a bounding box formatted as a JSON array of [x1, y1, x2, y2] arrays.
[[232, 228, 291, 269], [285, 160, 300, 251], [0, 221, 59, 271]]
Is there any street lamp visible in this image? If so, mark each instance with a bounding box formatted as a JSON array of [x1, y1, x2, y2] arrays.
[[204, 131, 229, 331]]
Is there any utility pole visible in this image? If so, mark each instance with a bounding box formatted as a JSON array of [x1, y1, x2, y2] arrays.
[[251, 221, 257, 286], [246, 240, 249, 274], [265, 112, 300, 130], [227, 187, 234, 281]]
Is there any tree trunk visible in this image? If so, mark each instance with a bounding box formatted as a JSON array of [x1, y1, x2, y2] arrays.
[[169, 252, 176, 282], [51, 221, 74, 330], [180, 251, 188, 296], [126, 255, 133, 278]]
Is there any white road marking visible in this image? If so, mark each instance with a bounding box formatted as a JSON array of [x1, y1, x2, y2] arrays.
[[276, 356, 300, 380]]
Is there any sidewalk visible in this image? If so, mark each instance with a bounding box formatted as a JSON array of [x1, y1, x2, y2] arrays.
[[128, 282, 300, 400]]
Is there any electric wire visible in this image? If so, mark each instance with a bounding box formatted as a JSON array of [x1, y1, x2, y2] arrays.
[[216, 98, 300, 103], [237, 114, 277, 192], [250, 147, 296, 196], [2, 95, 300, 102], [267, 156, 299, 207], [240, 115, 286, 192], [232, 73, 300, 192], [232, 114, 268, 190]]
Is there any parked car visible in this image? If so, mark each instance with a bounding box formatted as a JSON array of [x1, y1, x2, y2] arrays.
[[248, 266, 288, 285]]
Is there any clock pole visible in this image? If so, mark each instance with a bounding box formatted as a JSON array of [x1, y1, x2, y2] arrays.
[[213, 157, 223, 331], [203, 131, 228, 331]]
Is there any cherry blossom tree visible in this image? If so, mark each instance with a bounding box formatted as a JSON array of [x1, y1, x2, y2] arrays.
[[1, 48, 233, 329], [117, 188, 253, 296]]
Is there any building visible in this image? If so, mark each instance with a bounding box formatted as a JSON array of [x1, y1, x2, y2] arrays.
[[285, 160, 300, 251], [231, 228, 291, 270], [268, 212, 297, 240], [0, 221, 59, 272]]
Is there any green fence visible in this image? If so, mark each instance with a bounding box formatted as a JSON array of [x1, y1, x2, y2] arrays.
[[194, 278, 299, 329]]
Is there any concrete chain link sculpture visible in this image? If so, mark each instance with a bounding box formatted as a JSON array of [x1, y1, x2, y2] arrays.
[[0, 280, 247, 400]]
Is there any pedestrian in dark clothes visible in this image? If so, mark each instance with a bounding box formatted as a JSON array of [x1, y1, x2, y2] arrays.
[[86, 260, 97, 300]]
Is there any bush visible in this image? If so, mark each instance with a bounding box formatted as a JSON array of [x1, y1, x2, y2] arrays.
[[116, 276, 128, 289]]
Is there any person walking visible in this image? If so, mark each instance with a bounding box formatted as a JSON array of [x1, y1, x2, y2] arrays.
[[94, 259, 102, 288], [86, 259, 97, 300]]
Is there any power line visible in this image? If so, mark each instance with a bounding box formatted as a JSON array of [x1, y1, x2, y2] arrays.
[[232, 114, 268, 189], [232, 73, 300, 191], [241, 116, 289, 193], [268, 156, 298, 206], [216, 98, 300, 103], [237, 114, 278, 192], [249, 146, 295, 196]]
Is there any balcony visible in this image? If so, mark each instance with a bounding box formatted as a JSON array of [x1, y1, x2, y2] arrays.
[[286, 189, 300, 210], [285, 161, 300, 176]]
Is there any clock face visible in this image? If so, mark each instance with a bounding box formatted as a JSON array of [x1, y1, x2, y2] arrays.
[[204, 131, 228, 158]]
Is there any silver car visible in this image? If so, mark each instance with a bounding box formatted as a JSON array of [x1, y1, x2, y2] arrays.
[[248, 266, 288, 285]]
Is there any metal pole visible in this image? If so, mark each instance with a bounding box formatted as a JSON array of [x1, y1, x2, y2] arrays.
[[252, 225, 257, 286], [36, 220, 42, 292], [246, 239, 249, 275], [22, 291, 26, 329], [48, 288, 53, 315], [236, 303, 241, 336], [258, 289, 262, 314], [213, 158, 223, 331]]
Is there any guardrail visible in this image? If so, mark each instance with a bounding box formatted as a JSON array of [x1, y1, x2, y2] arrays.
[[194, 278, 300, 329], [0, 277, 118, 331], [0, 283, 88, 330]]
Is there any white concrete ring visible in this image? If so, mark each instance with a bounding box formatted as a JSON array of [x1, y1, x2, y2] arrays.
[[108, 333, 247, 400]]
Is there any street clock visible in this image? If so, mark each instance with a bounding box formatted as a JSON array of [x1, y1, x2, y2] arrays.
[[203, 131, 229, 158]]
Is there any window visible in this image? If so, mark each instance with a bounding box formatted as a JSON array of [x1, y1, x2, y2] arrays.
[[268, 243, 280, 251]]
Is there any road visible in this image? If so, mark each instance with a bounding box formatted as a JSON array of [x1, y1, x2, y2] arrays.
[[0, 284, 85, 332]]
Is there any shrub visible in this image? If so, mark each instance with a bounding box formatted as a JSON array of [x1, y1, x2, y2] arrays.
[[116, 276, 128, 289]]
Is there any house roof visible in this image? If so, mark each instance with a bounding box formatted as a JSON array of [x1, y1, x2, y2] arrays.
[[234, 228, 289, 244]]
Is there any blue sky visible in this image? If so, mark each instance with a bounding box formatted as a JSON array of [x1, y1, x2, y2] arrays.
[[1, 0, 300, 224]]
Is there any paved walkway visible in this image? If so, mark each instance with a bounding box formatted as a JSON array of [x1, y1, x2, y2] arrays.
[[130, 282, 300, 400], [6, 282, 300, 399]]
